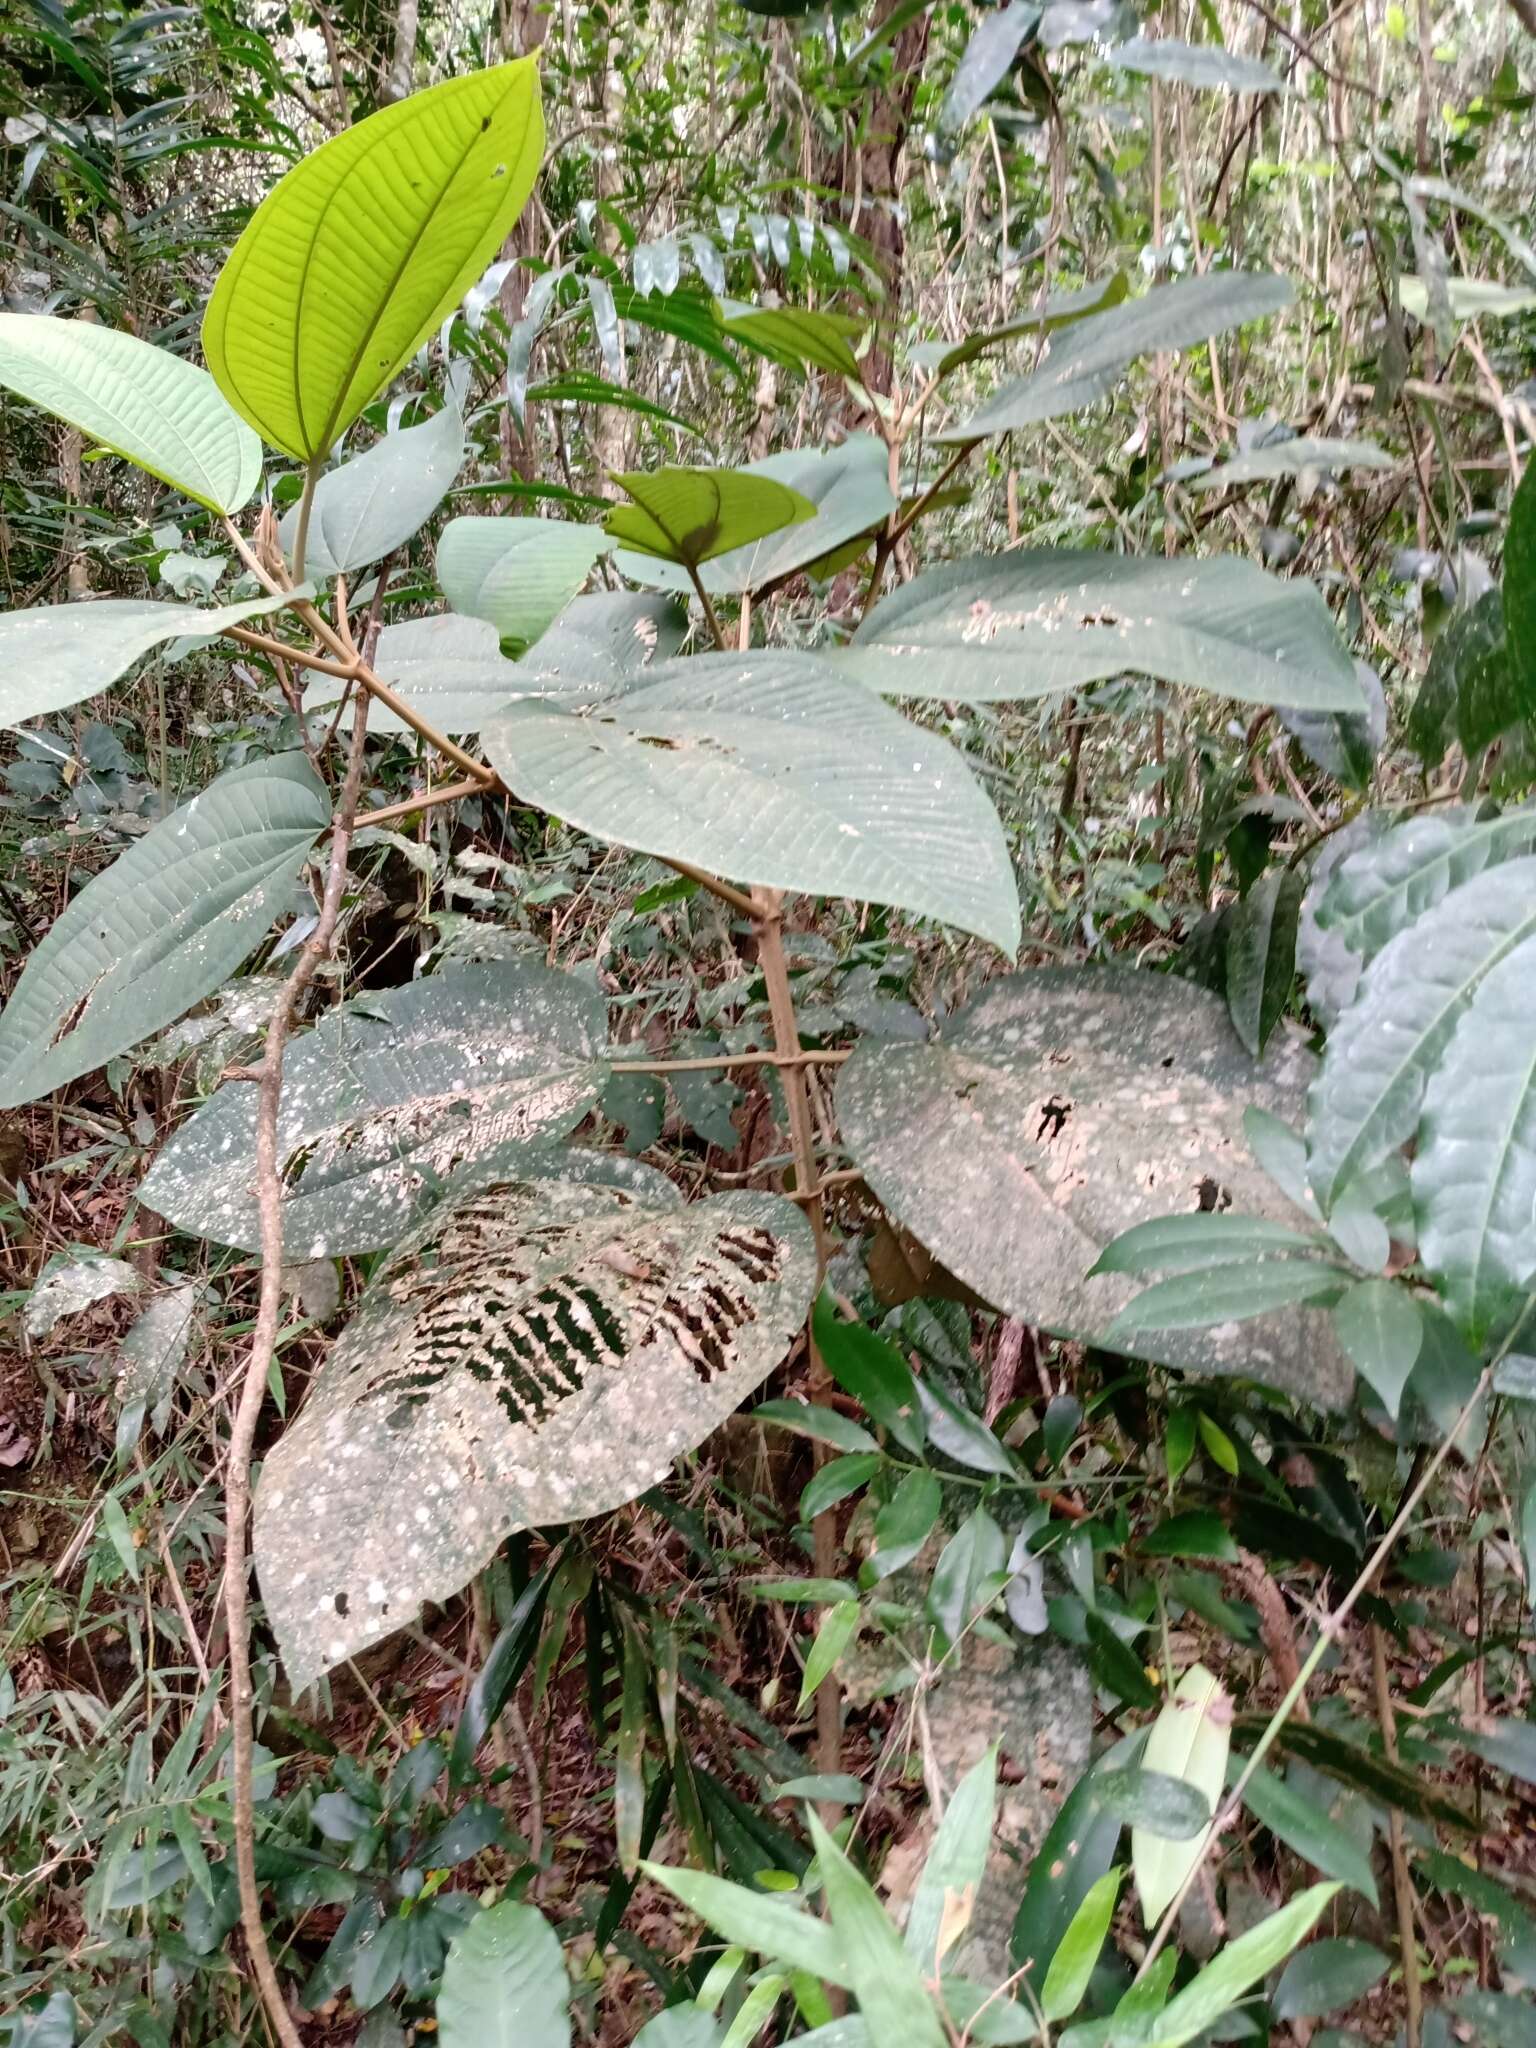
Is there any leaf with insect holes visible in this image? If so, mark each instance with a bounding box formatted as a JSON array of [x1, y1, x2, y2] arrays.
[[139, 964, 618, 1256], [255, 1181, 815, 1687], [0, 754, 329, 1110], [837, 968, 1352, 1405], [483, 651, 1020, 954], [845, 550, 1362, 713], [0, 313, 261, 513], [203, 63, 543, 461]]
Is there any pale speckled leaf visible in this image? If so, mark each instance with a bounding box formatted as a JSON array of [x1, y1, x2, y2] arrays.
[[1306, 859, 1536, 1212], [0, 312, 262, 514], [140, 964, 612, 1256], [520, 589, 687, 694], [115, 1284, 200, 1416], [26, 1249, 142, 1339], [437, 517, 609, 653], [939, 272, 1294, 442], [483, 652, 1021, 955], [1107, 36, 1284, 92], [844, 552, 1362, 713], [837, 968, 1352, 1406], [0, 590, 303, 730], [255, 1182, 815, 1687], [1189, 436, 1392, 492], [1314, 803, 1536, 965], [613, 436, 896, 597], [0, 754, 329, 1110], [278, 401, 465, 578]]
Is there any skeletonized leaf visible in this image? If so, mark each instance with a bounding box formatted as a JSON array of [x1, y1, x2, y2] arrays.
[[605, 466, 815, 570], [845, 551, 1362, 713], [941, 272, 1295, 441], [0, 755, 329, 1110], [483, 652, 1021, 954], [1414, 940, 1536, 1345], [0, 590, 303, 730], [1108, 36, 1283, 92], [837, 968, 1353, 1405], [1306, 859, 1536, 1211], [140, 964, 613, 1256], [613, 438, 896, 597], [0, 312, 261, 514], [203, 63, 543, 460], [1189, 436, 1392, 491], [279, 401, 466, 578], [255, 1182, 815, 1686], [437, 518, 609, 654]]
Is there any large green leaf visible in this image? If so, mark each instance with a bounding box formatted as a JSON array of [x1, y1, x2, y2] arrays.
[[0, 755, 329, 1109], [436, 1900, 570, 2048], [255, 1182, 814, 1686], [140, 964, 612, 1254], [604, 466, 815, 570], [1306, 858, 1536, 1211], [482, 652, 1020, 953], [520, 590, 687, 692], [1190, 436, 1393, 492], [365, 613, 525, 734], [0, 312, 261, 514], [1107, 35, 1284, 92], [203, 62, 543, 461], [1314, 803, 1536, 966], [836, 968, 1353, 1405], [0, 590, 302, 730], [1132, 1665, 1230, 1927], [278, 399, 466, 578], [940, 271, 1295, 441], [1414, 938, 1536, 1344], [437, 517, 609, 653], [844, 551, 1362, 713], [613, 437, 897, 597]]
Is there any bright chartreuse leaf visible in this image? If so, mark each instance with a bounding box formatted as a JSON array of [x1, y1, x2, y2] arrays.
[[940, 271, 1295, 441], [1131, 1665, 1229, 1929], [436, 1900, 570, 2048], [1042, 1868, 1124, 2024], [482, 650, 1021, 954], [845, 550, 1363, 713], [437, 516, 610, 652], [0, 590, 302, 730], [604, 466, 815, 571], [0, 313, 261, 513], [1306, 858, 1536, 1211], [278, 397, 466, 578], [1107, 36, 1284, 92], [203, 61, 543, 461], [0, 755, 329, 1109], [612, 437, 896, 597], [716, 300, 866, 380]]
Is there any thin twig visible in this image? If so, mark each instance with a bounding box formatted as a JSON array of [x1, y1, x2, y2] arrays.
[[1371, 1622, 1422, 2048]]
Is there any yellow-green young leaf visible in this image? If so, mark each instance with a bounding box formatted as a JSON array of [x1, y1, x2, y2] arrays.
[[800, 1600, 860, 1709], [0, 314, 261, 513], [604, 467, 815, 570], [1132, 1664, 1231, 1928], [204, 61, 543, 461], [1042, 1867, 1124, 2023]]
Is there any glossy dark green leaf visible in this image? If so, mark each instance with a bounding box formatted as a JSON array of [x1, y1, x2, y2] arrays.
[[1237, 1762, 1378, 1904], [1140, 1511, 1238, 1561], [1272, 1939, 1388, 2021], [1226, 866, 1304, 1055], [813, 1295, 926, 1455]]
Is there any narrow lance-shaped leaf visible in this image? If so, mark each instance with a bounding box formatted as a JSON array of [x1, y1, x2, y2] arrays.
[[0, 312, 261, 514], [1147, 1885, 1341, 2048], [1190, 435, 1393, 492], [0, 755, 330, 1110], [255, 1182, 815, 1687], [1108, 36, 1284, 92], [1226, 866, 1303, 1056], [203, 61, 544, 461]]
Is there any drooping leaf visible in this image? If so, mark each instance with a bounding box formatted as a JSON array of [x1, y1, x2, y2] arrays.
[[604, 466, 815, 571], [845, 551, 1362, 713], [520, 590, 688, 693], [808, 1813, 948, 2048], [0, 589, 303, 730], [1147, 1885, 1340, 2046], [940, 1, 1043, 131], [613, 438, 896, 598], [837, 968, 1354, 1405], [278, 400, 466, 578], [482, 652, 1021, 955], [940, 272, 1295, 441], [436, 1900, 570, 2048], [1330, 1278, 1422, 1419], [1132, 1665, 1230, 1928], [1107, 35, 1284, 92], [203, 62, 544, 461], [115, 1283, 201, 1427], [26, 1249, 141, 1340], [1409, 592, 1507, 769], [1226, 866, 1304, 1055], [1279, 657, 1385, 789], [255, 1182, 815, 1686], [0, 754, 329, 1110], [1314, 803, 1536, 966], [140, 964, 613, 1255], [437, 518, 610, 654], [717, 302, 866, 381], [0, 312, 261, 513], [1414, 937, 1536, 1344], [1306, 858, 1536, 1211], [1191, 435, 1393, 493]]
